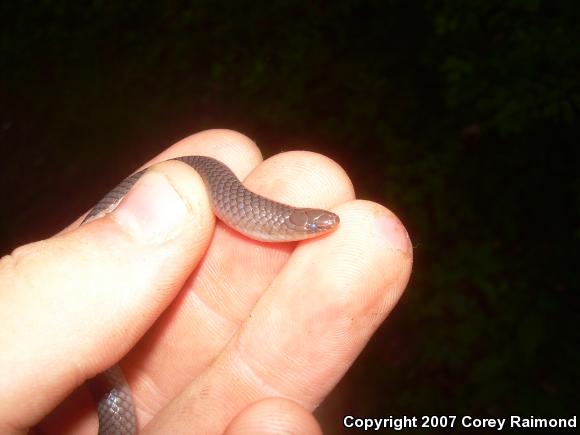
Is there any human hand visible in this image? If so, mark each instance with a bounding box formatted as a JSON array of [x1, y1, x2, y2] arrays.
[[0, 129, 412, 434]]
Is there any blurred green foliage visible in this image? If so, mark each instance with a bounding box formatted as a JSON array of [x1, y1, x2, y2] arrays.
[[1, 0, 578, 433]]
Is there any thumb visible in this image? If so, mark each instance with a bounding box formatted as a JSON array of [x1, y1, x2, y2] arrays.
[[0, 160, 213, 433]]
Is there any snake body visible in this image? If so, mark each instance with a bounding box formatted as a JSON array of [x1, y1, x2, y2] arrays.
[[82, 155, 339, 434]]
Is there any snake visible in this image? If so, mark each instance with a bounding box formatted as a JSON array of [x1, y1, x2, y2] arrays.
[[81, 155, 340, 434]]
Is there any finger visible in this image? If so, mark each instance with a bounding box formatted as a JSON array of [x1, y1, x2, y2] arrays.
[[127, 149, 354, 423], [145, 200, 413, 434], [40, 129, 268, 435], [61, 128, 263, 232], [224, 398, 322, 435], [0, 161, 213, 433]]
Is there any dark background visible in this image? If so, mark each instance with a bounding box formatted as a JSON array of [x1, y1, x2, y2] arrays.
[[1, 1, 578, 433]]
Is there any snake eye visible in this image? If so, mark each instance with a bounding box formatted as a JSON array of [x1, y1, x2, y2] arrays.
[[307, 222, 318, 231]]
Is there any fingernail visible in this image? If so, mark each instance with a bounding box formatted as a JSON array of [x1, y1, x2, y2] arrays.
[[374, 214, 412, 254], [111, 170, 187, 244]]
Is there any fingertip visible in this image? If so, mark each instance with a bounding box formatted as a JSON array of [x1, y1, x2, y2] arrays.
[[123, 159, 216, 246], [225, 398, 322, 435], [339, 199, 413, 257], [246, 150, 355, 209], [172, 129, 261, 158], [319, 199, 413, 308], [156, 129, 264, 179], [110, 170, 190, 245], [62, 129, 260, 235]]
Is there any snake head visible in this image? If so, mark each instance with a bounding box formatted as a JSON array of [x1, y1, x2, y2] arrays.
[[288, 208, 340, 238]]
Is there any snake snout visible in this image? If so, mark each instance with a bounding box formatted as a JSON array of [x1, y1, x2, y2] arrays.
[[313, 211, 339, 230], [301, 209, 339, 233], [288, 208, 339, 235]]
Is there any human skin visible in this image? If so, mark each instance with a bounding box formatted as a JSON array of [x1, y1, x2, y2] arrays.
[[0, 129, 413, 434]]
